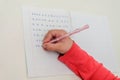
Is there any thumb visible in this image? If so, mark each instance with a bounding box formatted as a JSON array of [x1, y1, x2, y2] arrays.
[[42, 43, 60, 52]]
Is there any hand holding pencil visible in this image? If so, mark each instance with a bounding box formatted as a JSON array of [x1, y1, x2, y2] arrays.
[[42, 24, 89, 54]]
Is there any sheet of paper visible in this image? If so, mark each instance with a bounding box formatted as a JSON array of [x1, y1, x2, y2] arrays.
[[23, 7, 119, 77], [71, 12, 119, 73], [23, 7, 73, 77]]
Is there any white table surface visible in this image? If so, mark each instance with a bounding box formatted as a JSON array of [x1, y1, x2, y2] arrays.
[[0, 0, 120, 80]]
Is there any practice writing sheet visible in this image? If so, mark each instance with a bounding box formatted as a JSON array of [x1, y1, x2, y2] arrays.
[[23, 7, 73, 77]]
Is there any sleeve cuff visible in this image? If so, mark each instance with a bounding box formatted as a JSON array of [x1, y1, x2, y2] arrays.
[[58, 42, 80, 63]]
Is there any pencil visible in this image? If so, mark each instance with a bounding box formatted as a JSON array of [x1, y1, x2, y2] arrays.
[[49, 24, 89, 43]]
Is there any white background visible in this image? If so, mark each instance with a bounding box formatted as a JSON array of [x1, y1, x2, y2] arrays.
[[0, 0, 120, 80]]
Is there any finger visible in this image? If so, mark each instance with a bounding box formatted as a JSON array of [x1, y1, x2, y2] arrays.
[[42, 43, 56, 51], [43, 30, 56, 43], [43, 29, 66, 43], [43, 32, 52, 43]]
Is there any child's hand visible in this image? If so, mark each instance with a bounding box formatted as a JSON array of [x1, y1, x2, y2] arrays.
[[42, 29, 73, 54]]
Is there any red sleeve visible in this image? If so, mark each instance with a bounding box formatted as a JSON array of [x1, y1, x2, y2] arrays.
[[58, 42, 120, 80]]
